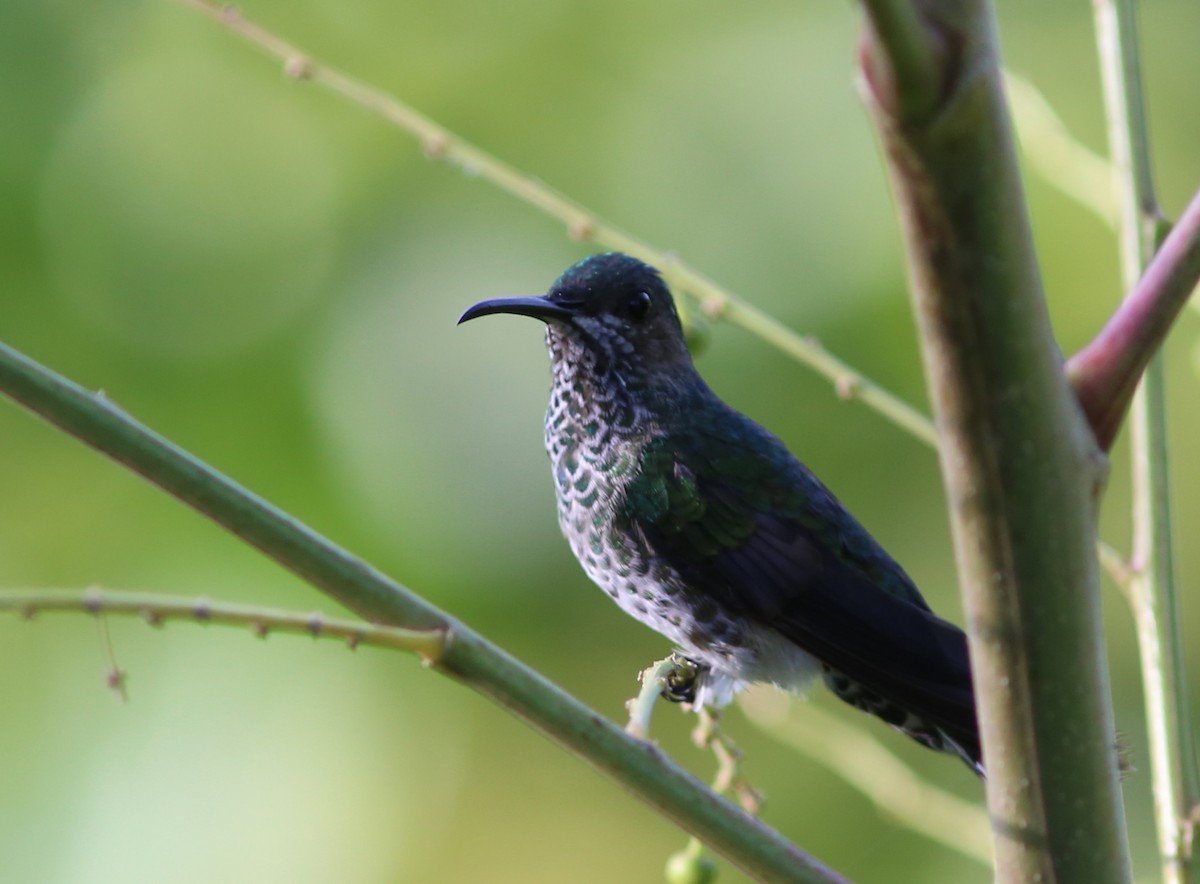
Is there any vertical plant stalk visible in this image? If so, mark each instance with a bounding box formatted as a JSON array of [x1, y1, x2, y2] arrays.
[[858, 2, 1130, 880], [1094, 1, 1200, 881], [1130, 358, 1199, 884]]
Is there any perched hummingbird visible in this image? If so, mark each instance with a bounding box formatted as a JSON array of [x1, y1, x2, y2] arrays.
[[459, 252, 982, 775]]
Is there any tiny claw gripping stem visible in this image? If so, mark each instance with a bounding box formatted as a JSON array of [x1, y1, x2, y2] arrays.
[[662, 655, 702, 704]]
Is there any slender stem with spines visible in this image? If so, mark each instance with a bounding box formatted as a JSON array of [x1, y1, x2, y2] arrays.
[[0, 340, 845, 884], [0, 588, 448, 658], [3, 585, 1002, 866], [1093, 2, 1200, 881]]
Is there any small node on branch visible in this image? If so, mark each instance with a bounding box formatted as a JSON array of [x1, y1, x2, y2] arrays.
[[250, 621, 269, 639], [83, 587, 103, 614], [193, 599, 212, 622], [414, 627, 449, 665], [283, 55, 314, 81], [567, 218, 595, 241], [421, 134, 448, 160], [306, 613, 325, 638], [699, 297, 727, 320], [856, 2, 958, 125], [141, 608, 163, 628], [835, 375, 862, 400]]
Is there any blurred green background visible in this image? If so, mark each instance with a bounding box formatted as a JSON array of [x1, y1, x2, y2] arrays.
[[1, 0, 1198, 881]]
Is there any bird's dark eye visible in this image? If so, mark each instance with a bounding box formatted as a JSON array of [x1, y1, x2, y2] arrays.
[[625, 291, 652, 322]]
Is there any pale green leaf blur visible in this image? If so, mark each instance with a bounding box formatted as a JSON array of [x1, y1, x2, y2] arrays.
[[2, 1, 1198, 882]]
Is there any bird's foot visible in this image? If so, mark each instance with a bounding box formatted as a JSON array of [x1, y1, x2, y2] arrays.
[[661, 653, 707, 704]]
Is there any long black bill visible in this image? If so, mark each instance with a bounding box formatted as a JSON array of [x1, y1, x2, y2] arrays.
[[457, 295, 578, 325]]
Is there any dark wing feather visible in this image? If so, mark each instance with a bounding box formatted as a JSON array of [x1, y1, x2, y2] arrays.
[[623, 414, 980, 766], [708, 513, 979, 757]]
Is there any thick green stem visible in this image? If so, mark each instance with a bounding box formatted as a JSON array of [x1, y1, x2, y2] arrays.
[[0, 340, 845, 884], [1093, 1, 1200, 880], [859, 2, 1130, 880], [857, 0, 944, 122]]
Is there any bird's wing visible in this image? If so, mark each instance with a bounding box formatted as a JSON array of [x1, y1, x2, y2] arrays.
[[621, 423, 978, 758]]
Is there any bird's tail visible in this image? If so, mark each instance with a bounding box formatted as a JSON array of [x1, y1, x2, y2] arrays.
[[939, 730, 986, 778]]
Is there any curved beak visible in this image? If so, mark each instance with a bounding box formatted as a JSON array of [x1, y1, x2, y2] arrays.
[[457, 295, 578, 325]]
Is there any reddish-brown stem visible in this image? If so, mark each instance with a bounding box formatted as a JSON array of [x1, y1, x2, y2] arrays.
[[1068, 186, 1200, 450], [856, 0, 948, 122]]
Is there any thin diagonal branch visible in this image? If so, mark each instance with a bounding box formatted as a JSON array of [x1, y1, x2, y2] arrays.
[[1004, 70, 1118, 227], [13, 588, 1004, 877], [739, 691, 992, 867], [0, 340, 845, 884], [175, 0, 935, 448]]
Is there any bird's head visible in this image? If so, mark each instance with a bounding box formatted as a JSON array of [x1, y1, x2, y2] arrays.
[[458, 253, 695, 390]]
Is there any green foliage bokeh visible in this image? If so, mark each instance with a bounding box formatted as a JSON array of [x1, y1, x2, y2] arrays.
[[1, 1, 1198, 881]]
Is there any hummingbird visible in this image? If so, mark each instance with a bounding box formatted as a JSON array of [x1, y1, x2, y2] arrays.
[[459, 252, 982, 775]]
